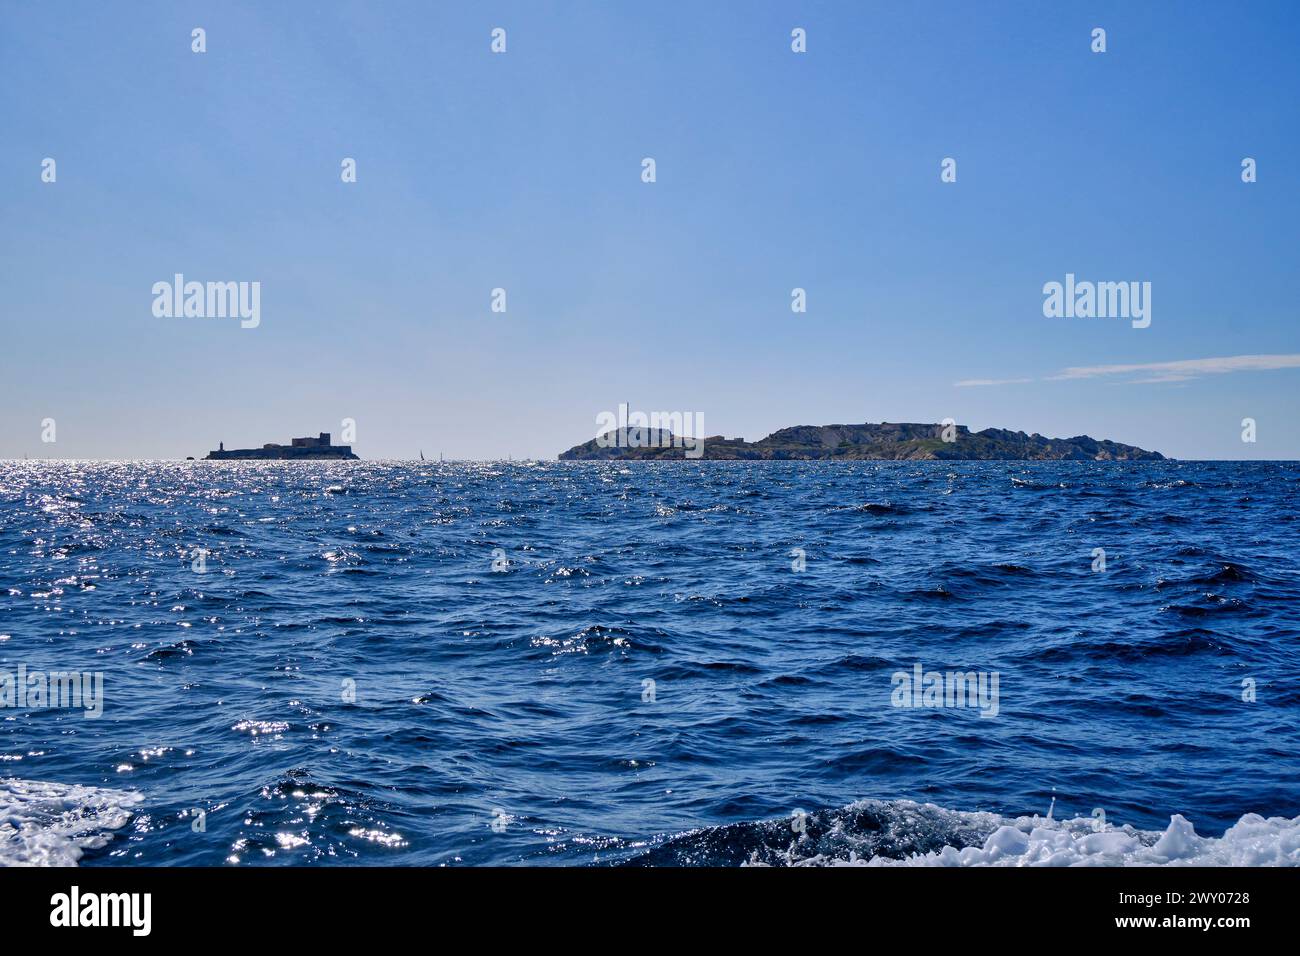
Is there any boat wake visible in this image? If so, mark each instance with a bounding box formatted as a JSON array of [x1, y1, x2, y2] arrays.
[[627, 798, 1300, 867], [0, 778, 142, 866]]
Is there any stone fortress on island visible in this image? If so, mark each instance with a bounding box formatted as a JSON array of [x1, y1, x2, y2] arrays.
[[204, 432, 359, 461]]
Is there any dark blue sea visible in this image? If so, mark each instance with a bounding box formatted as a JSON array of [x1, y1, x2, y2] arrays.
[[2, 461, 1298, 866]]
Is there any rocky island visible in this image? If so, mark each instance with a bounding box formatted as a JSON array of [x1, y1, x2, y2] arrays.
[[204, 432, 359, 461], [559, 421, 1164, 461]]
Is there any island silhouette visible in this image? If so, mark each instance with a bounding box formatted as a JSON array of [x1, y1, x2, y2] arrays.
[[204, 432, 359, 461], [559, 421, 1164, 461]]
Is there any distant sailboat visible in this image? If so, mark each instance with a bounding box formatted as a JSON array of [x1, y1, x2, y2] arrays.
[[420, 450, 426, 461]]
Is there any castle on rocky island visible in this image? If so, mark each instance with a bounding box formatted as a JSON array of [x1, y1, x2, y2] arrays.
[[204, 432, 359, 461]]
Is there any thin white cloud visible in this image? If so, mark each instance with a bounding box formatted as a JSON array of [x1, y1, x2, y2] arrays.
[[1050, 354, 1300, 381], [955, 353, 1300, 387], [953, 377, 1034, 387]]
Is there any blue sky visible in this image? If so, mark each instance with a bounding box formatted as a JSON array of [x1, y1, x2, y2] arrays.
[[2, 0, 1298, 460]]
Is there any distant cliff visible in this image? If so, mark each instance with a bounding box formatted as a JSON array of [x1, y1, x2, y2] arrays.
[[558, 422, 1165, 461]]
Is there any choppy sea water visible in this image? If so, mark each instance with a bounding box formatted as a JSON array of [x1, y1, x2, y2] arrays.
[[1, 460, 1298, 867]]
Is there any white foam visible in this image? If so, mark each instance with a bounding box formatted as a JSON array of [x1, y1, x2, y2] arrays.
[[853, 806, 1300, 867], [0, 777, 142, 866]]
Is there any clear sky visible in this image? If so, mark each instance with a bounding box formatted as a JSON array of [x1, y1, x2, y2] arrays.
[[3, 0, 1298, 460]]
